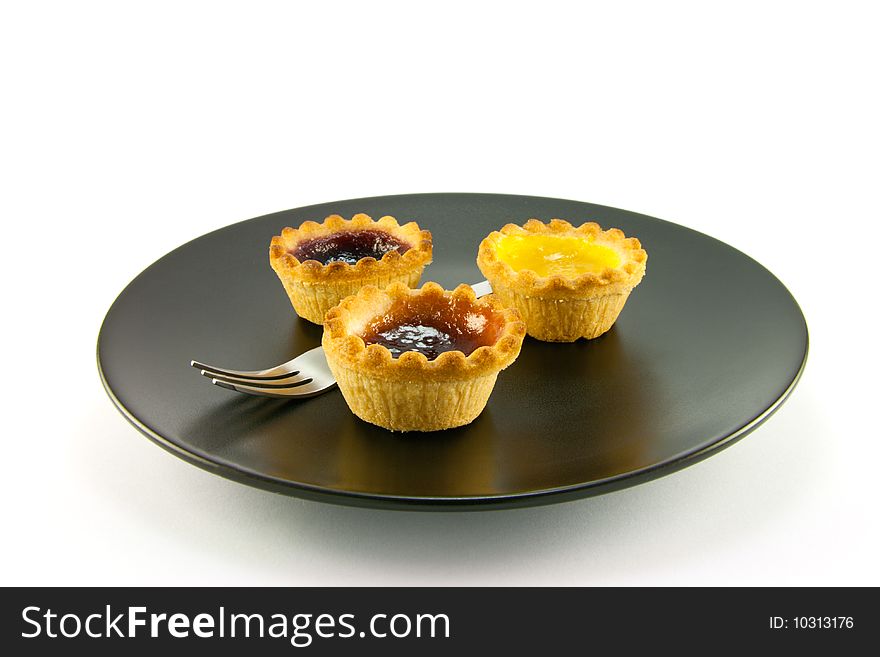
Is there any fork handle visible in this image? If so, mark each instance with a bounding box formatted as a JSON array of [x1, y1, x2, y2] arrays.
[[470, 280, 493, 298]]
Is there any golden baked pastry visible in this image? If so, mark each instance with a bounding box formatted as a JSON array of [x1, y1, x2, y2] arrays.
[[270, 213, 432, 324], [477, 219, 647, 341], [323, 282, 526, 432]]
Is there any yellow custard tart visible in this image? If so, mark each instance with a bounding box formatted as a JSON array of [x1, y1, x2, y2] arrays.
[[269, 213, 432, 324], [477, 219, 647, 341], [322, 282, 525, 432]]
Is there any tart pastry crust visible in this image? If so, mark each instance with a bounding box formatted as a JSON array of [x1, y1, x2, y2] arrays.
[[270, 213, 432, 324], [477, 219, 647, 341], [323, 282, 526, 432]]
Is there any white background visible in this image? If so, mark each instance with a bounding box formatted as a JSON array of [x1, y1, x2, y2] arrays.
[[2, 1, 877, 586]]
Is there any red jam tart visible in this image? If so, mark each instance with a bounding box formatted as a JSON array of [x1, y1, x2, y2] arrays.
[[322, 282, 525, 432], [270, 214, 432, 324]]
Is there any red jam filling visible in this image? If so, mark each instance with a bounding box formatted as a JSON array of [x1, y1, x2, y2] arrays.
[[359, 296, 504, 360], [291, 229, 410, 265]]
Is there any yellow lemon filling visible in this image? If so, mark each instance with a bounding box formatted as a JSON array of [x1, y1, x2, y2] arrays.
[[495, 234, 622, 277]]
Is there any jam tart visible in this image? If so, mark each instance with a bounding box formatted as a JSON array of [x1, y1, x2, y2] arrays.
[[270, 213, 432, 324], [477, 219, 647, 341], [322, 282, 526, 432]]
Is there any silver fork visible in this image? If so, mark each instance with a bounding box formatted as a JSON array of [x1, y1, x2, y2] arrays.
[[191, 280, 494, 399]]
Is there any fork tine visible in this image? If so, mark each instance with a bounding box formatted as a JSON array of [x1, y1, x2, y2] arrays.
[[211, 377, 335, 399], [190, 357, 300, 380], [208, 370, 310, 388]]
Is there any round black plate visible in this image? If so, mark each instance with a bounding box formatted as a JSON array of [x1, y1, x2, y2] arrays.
[[98, 193, 808, 510]]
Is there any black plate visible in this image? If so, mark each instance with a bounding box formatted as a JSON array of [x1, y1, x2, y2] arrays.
[[98, 193, 808, 510]]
